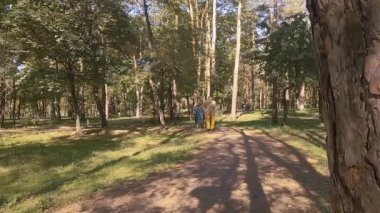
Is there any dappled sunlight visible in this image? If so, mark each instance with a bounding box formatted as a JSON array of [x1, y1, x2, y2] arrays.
[[55, 125, 330, 213], [0, 126, 204, 212]]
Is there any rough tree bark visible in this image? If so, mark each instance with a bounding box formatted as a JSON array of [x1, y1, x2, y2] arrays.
[[230, 0, 242, 119], [308, 0, 380, 212]]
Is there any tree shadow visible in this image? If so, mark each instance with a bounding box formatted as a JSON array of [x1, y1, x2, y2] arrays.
[[190, 143, 241, 212], [71, 129, 272, 213], [0, 127, 199, 209], [282, 128, 326, 150], [239, 129, 271, 213]]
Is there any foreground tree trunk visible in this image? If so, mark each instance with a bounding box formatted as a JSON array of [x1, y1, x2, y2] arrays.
[[308, 1, 380, 212], [230, 0, 242, 119]]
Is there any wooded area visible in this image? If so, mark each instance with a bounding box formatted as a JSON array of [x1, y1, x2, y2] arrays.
[[0, 0, 317, 133]]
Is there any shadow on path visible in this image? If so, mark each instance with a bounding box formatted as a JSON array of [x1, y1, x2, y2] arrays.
[[55, 128, 330, 213]]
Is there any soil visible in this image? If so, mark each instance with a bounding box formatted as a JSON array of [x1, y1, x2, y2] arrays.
[[54, 128, 330, 213]]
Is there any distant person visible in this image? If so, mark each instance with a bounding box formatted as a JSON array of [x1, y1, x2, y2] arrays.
[[204, 97, 216, 131], [194, 101, 205, 128]]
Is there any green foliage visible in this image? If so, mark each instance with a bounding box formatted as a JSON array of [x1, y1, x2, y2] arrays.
[[254, 7, 317, 97]]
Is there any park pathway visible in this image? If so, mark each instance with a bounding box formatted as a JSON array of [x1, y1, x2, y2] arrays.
[[55, 128, 329, 213]]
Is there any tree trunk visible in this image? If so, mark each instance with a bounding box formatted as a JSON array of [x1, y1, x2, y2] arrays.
[[271, 77, 278, 124], [172, 79, 179, 122], [93, 86, 107, 128], [308, 1, 380, 212], [230, 0, 242, 119], [210, 0, 217, 96], [143, 0, 165, 128], [188, 0, 200, 93], [56, 97, 62, 121], [251, 70, 255, 111], [136, 86, 142, 118], [0, 79, 5, 127], [259, 88, 263, 111], [205, 5, 211, 98], [298, 82, 306, 110], [104, 84, 109, 120], [12, 77, 16, 123], [17, 98, 21, 120], [168, 80, 174, 122], [282, 87, 290, 126], [67, 71, 82, 135], [50, 98, 56, 121]]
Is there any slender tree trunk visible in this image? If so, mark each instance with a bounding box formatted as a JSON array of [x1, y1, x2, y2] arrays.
[[136, 86, 142, 118], [79, 86, 86, 121], [143, 0, 165, 128], [210, 0, 217, 96], [259, 88, 263, 111], [50, 98, 56, 121], [188, 0, 200, 94], [230, 0, 242, 119], [104, 84, 109, 119], [17, 98, 21, 120], [0, 78, 5, 127], [282, 87, 290, 126], [205, 5, 211, 98], [272, 77, 278, 124], [251, 70, 255, 111], [168, 80, 174, 122], [93, 86, 107, 128], [308, 1, 380, 212], [55, 97, 61, 120], [66, 71, 82, 134], [298, 82, 306, 110], [11, 77, 16, 123]]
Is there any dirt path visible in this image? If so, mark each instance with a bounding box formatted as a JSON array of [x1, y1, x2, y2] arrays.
[[55, 128, 330, 213]]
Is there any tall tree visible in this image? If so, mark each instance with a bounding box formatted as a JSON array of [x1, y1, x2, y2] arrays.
[[230, 0, 242, 118], [143, 0, 166, 128], [210, 0, 217, 96], [308, 0, 380, 212]]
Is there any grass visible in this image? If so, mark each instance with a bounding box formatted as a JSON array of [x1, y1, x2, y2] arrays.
[[220, 109, 330, 211], [0, 110, 329, 212], [219, 109, 328, 174], [0, 124, 205, 213]]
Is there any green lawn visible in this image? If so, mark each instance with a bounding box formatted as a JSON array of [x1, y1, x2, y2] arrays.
[[220, 109, 327, 173], [0, 110, 329, 213], [0, 125, 204, 213]]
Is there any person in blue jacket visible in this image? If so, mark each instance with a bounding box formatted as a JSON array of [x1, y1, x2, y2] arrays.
[[194, 101, 205, 128]]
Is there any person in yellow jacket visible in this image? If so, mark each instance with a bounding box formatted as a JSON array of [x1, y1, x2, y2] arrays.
[[204, 97, 216, 130]]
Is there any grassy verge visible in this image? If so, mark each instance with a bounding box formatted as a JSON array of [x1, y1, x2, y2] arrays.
[[220, 109, 330, 211], [0, 126, 204, 213], [1, 110, 329, 212]]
